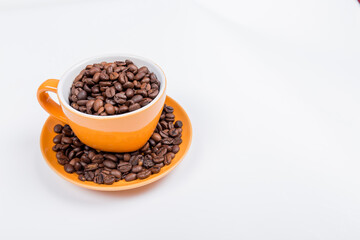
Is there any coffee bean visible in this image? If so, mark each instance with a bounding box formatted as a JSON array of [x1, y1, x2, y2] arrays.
[[93, 99, 103, 111], [53, 135, 62, 144], [169, 128, 179, 137], [151, 133, 162, 142], [85, 163, 99, 171], [172, 145, 180, 153], [104, 103, 115, 115], [123, 153, 131, 162], [54, 124, 63, 133], [143, 159, 154, 168], [77, 90, 87, 100], [161, 138, 174, 145], [153, 156, 164, 163], [148, 89, 159, 99], [128, 103, 140, 112], [132, 165, 143, 173], [137, 169, 151, 179], [125, 88, 134, 98], [51, 103, 182, 185], [138, 66, 149, 73], [94, 174, 104, 184], [164, 156, 172, 165], [150, 166, 161, 174], [125, 173, 137, 182], [174, 120, 183, 128], [104, 175, 115, 185], [64, 164, 75, 173], [103, 160, 116, 169], [111, 169, 122, 178], [99, 72, 109, 81], [62, 137, 73, 144], [105, 87, 116, 98], [109, 72, 119, 80], [118, 162, 132, 173], [173, 138, 182, 145], [131, 95, 143, 103], [114, 82, 122, 91], [78, 174, 86, 181], [69, 60, 160, 116]]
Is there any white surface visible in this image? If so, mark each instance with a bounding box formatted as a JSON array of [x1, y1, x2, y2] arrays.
[[0, 0, 360, 239]]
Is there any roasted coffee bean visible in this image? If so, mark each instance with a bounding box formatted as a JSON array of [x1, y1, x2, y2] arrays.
[[174, 120, 183, 128], [105, 87, 116, 98], [132, 165, 143, 173], [123, 153, 131, 161], [169, 128, 179, 137], [143, 159, 154, 168], [74, 162, 82, 171], [148, 89, 159, 99], [91, 154, 103, 164], [64, 164, 75, 173], [173, 138, 182, 145], [78, 174, 86, 181], [104, 175, 115, 185], [153, 156, 164, 163], [94, 174, 104, 184], [128, 103, 140, 112], [62, 137, 73, 144], [93, 99, 103, 112], [103, 153, 117, 162], [164, 156, 172, 165], [69, 60, 160, 116], [85, 163, 99, 171], [114, 82, 122, 91], [131, 95, 143, 103], [53, 135, 62, 144], [151, 133, 162, 142], [150, 166, 161, 174], [125, 88, 134, 98], [51, 104, 182, 185], [172, 145, 180, 153], [118, 162, 132, 173], [154, 163, 164, 168], [77, 90, 87, 100], [156, 147, 167, 157], [111, 169, 122, 178], [103, 160, 116, 169], [104, 103, 115, 115], [54, 124, 63, 133], [140, 142, 150, 151], [137, 169, 151, 179], [161, 138, 174, 145], [125, 173, 137, 182]]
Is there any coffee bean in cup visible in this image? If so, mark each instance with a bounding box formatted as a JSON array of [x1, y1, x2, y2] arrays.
[[52, 105, 183, 184], [69, 60, 160, 116]]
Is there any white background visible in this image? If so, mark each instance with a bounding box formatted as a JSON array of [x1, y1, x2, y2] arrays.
[[1, 0, 360, 239]]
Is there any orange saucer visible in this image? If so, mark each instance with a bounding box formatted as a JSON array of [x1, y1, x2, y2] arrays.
[[40, 96, 192, 191]]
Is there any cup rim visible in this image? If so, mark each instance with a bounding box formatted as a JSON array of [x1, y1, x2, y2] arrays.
[[57, 54, 167, 119]]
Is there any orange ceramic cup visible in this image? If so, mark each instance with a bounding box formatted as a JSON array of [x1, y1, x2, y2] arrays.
[[37, 54, 167, 152]]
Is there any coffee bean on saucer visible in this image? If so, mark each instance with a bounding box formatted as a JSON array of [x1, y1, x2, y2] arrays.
[[54, 124, 63, 133], [51, 104, 183, 185], [125, 173, 137, 182], [64, 164, 75, 173]]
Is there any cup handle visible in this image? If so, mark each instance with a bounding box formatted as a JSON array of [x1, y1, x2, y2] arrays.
[[37, 79, 68, 123]]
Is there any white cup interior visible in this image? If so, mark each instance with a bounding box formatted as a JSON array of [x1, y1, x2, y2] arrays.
[[57, 54, 166, 118]]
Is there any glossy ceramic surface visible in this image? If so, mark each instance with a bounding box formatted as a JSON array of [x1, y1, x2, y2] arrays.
[[37, 54, 167, 152], [40, 96, 192, 191]]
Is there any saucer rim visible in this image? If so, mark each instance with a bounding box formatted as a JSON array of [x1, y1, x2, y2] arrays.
[[39, 95, 192, 191]]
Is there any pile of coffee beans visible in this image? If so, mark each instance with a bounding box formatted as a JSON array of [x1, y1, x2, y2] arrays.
[[69, 60, 161, 116], [52, 105, 183, 184]]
